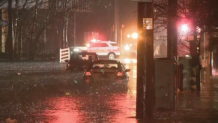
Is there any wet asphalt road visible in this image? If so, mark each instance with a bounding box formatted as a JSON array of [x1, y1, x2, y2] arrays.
[[1, 61, 218, 123], [0, 63, 137, 123]]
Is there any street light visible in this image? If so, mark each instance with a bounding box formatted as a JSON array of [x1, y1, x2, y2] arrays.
[[179, 24, 190, 41], [131, 32, 138, 39], [181, 24, 189, 33], [91, 39, 97, 42]]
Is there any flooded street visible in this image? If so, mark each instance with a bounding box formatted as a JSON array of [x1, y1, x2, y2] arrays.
[[0, 63, 138, 123], [1, 62, 218, 123]]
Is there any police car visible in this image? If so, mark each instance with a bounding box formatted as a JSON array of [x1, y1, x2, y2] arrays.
[[87, 41, 120, 60]]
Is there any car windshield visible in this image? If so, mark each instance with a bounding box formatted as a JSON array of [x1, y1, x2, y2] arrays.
[[92, 63, 118, 69], [91, 61, 119, 69], [110, 43, 118, 47], [70, 53, 96, 63]]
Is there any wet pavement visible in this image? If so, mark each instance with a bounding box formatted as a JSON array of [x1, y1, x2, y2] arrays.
[[155, 77, 218, 123], [1, 62, 218, 123], [0, 62, 137, 123]]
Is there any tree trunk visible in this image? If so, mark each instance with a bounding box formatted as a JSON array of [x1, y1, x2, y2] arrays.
[[29, 0, 39, 60], [6, 0, 13, 60], [18, 24, 22, 60], [13, 0, 19, 59]]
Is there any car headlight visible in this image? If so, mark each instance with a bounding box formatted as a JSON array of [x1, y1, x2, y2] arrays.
[[73, 49, 80, 52], [125, 45, 130, 51]]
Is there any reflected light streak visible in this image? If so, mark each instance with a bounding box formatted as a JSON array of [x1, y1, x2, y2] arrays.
[[132, 59, 137, 63], [124, 59, 131, 64], [43, 97, 79, 123]]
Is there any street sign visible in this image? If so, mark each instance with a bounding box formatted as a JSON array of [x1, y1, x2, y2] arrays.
[[132, 0, 152, 2], [143, 18, 153, 30]]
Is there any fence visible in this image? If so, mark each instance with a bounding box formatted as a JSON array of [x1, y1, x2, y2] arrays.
[[59, 48, 70, 63]]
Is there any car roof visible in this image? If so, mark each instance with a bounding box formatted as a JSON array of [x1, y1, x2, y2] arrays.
[[80, 51, 96, 54], [75, 51, 97, 54], [90, 41, 116, 43], [92, 60, 121, 64], [71, 52, 98, 56]]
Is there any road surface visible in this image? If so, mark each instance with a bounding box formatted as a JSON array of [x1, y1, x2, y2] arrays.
[[0, 62, 138, 123]]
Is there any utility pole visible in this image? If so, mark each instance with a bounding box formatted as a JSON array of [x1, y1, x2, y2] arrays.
[[120, 24, 124, 53], [136, 0, 154, 121], [114, 0, 119, 43], [136, 2, 145, 119], [73, 11, 76, 46], [190, 0, 200, 91], [143, 2, 154, 122], [167, 0, 177, 109]]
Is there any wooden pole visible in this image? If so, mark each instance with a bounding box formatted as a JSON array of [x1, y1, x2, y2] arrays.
[[136, 2, 146, 119]]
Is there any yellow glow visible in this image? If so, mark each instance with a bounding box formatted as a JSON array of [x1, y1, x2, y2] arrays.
[[132, 59, 137, 63], [124, 59, 131, 64], [131, 33, 138, 39], [125, 45, 130, 51], [91, 39, 96, 42]]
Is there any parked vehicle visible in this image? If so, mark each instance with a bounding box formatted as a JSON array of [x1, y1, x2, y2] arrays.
[[65, 51, 99, 72], [83, 60, 130, 83], [87, 41, 120, 60]]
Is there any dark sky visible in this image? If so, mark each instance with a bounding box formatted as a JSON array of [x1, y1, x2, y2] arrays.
[[76, 0, 137, 45], [119, 0, 137, 30]]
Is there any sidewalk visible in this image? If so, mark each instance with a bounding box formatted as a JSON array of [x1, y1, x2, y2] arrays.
[[0, 61, 66, 73], [155, 77, 218, 123]]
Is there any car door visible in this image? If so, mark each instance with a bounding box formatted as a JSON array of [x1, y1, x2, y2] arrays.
[[89, 43, 101, 54], [99, 43, 110, 56]]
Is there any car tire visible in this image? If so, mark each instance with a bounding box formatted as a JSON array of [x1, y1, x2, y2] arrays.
[[108, 53, 115, 60]]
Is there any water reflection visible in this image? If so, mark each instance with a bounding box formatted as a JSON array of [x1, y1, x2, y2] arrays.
[[43, 97, 79, 123], [42, 64, 137, 122], [0, 63, 138, 122]]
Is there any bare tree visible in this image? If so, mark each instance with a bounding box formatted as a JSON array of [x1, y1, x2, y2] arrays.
[[6, 0, 13, 60]]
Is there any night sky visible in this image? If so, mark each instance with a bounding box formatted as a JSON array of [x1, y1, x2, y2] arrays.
[[76, 0, 137, 45]]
